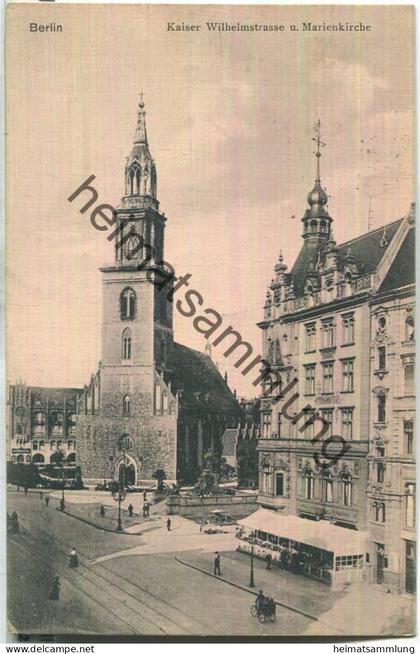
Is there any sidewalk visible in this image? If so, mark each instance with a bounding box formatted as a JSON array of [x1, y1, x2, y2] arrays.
[[177, 549, 415, 636], [179, 549, 337, 621]]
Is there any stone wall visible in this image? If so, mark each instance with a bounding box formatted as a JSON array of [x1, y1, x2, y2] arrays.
[[166, 493, 258, 518], [76, 411, 178, 483]]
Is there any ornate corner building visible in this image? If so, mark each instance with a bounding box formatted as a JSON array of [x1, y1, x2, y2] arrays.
[[6, 384, 82, 466], [76, 97, 241, 485], [256, 125, 415, 593]]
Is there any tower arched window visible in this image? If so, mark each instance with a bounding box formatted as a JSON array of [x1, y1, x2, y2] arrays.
[[120, 287, 136, 320], [123, 395, 130, 416], [118, 434, 133, 451], [122, 328, 132, 360], [128, 162, 141, 195]]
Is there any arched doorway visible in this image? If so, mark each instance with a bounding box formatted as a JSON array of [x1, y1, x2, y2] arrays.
[[119, 463, 135, 486], [116, 453, 138, 486], [32, 453, 45, 465]]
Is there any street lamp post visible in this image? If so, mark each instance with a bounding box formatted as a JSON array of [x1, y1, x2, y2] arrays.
[[61, 466, 65, 510], [112, 449, 127, 532], [249, 545, 255, 588]]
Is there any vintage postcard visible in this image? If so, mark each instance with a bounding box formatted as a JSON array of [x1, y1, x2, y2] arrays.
[[6, 3, 416, 640]]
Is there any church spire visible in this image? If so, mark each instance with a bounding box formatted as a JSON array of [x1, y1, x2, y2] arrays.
[[134, 91, 148, 145], [301, 119, 332, 240], [124, 93, 157, 201]]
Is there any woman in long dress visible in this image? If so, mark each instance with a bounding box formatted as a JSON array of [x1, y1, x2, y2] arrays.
[[69, 547, 79, 568], [48, 575, 60, 600]]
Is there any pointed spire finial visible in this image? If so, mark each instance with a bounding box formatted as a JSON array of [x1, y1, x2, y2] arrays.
[[312, 119, 326, 183], [134, 91, 148, 145]]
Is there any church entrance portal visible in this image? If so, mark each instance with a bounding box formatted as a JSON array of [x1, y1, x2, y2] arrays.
[[118, 462, 136, 486]]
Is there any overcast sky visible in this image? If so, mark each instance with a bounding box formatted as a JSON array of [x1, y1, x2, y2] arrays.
[[7, 4, 415, 397]]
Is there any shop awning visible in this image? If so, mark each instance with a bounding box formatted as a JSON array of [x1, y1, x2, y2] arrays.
[[238, 509, 367, 557]]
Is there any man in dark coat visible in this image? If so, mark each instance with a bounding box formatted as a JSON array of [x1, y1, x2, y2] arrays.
[[266, 553, 272, 570], [128, 503, 134, 517], [214, 552, 221, 576]]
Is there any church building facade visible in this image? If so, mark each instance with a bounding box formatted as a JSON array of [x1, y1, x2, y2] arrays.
[[76, 97, 241, 486]]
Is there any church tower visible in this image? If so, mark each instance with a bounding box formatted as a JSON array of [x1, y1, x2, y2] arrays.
[[100, 95, 174, 420]]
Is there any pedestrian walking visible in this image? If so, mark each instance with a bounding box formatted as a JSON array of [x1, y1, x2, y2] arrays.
[[45, 496, 50, 507], [142, 504, 147, 518], [100, 505, 105, 517], [146, 502, 150, 517], [69, 547, 79, 568], [39, 491, 44, 500], [166, 518, 171, 531], [266, 553, 272, 570], [128, 503, 133, 517], [214, 552, 221, 576], [10, 511, 19, 534], [16, 486, 20, 492], [24, 485, 28, 496], [60, 498, 65, 512], [48, 575, 61, 601]]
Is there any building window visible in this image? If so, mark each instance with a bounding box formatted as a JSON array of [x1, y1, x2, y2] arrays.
[[376, 461, 385, 483], [303, 468, 314, 500], [322, 362, 334, 393], [377, 394, 386, 423], [404, 361, 415, 396], [154, 383, 162, 414], [304, 364, 316, 395], [342, 359, 354, 392], [120, 287, 136, 321], [122, 328, 132, 360], [404, 420, 414, 455], [341, 409, 354, 440], [374, 502, 386, 523], [262, 412, 272, 437], [305, 323, 316, 352], [275, 473, 284, 497], [322, 471, 333, 503], [342, 313, 355, 344], [320, 410, 333, 437], [322, 319, 335, 348], [33, 441, 38, 450], [378, 346, 386, 370], [301, 409, 315, 439], [341, 472, 353, 507], [277, 412, 282, 437], [39, 440, 45, 450], [123, 395, 130, 416], [119, 434, 133, 451], [405, 483, 416, 528]]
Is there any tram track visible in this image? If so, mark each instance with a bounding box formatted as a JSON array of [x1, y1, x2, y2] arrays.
[[14, 514, 208, 635]]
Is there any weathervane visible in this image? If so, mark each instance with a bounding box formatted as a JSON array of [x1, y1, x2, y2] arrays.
[[312, 119, 326, 182]]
